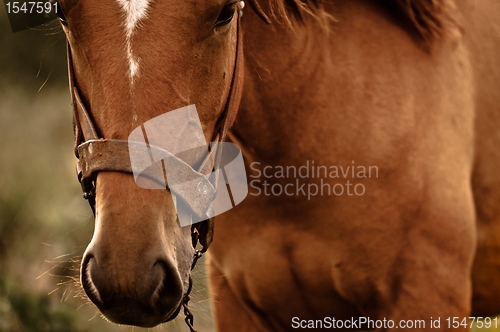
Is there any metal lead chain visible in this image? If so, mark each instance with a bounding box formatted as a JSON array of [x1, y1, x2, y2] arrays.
[[183, 279, 196, 332], [182, 249, 204, 331]]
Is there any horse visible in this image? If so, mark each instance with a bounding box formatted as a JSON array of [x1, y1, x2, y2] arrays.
[[55, 0, 500, 330]]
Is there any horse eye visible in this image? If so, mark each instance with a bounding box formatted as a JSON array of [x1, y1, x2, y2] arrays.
[[215, 2, 237, 28]]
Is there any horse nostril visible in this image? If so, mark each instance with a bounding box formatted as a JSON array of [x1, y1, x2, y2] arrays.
[[80, 254, 104, 306], [150, 260, 184, 311]]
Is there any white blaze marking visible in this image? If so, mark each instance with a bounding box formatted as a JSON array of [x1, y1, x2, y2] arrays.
[[115, 0, 151, 82]]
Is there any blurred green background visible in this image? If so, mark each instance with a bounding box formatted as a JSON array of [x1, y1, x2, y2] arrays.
[[0, 6, 214, 332]]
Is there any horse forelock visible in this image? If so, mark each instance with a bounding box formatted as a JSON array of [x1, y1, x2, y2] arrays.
[[248, 0, 461, 48], [248, 0, 331, 29]]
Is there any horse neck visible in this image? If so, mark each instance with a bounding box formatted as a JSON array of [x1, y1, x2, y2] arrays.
[[236, 11, 335, 166]]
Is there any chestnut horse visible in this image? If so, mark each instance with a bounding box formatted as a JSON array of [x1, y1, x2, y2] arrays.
[[56, 0, 500, 330]]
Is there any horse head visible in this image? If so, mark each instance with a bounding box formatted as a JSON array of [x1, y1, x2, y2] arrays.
[[56, 0, 245, 327]]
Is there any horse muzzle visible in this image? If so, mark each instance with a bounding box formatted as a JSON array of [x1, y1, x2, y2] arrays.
[[80, 250, 184, 327]]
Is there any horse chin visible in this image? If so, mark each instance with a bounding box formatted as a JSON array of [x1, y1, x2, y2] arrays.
[[164, 302, 183, 322], [97, 297, 183, 328]]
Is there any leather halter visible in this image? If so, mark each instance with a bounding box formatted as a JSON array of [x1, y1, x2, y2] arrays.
[[68, 16, 244, 253]]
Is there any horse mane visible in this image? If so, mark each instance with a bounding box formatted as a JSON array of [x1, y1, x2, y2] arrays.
[[247, 0, 460, 48], [384, 0, 461, 47]]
